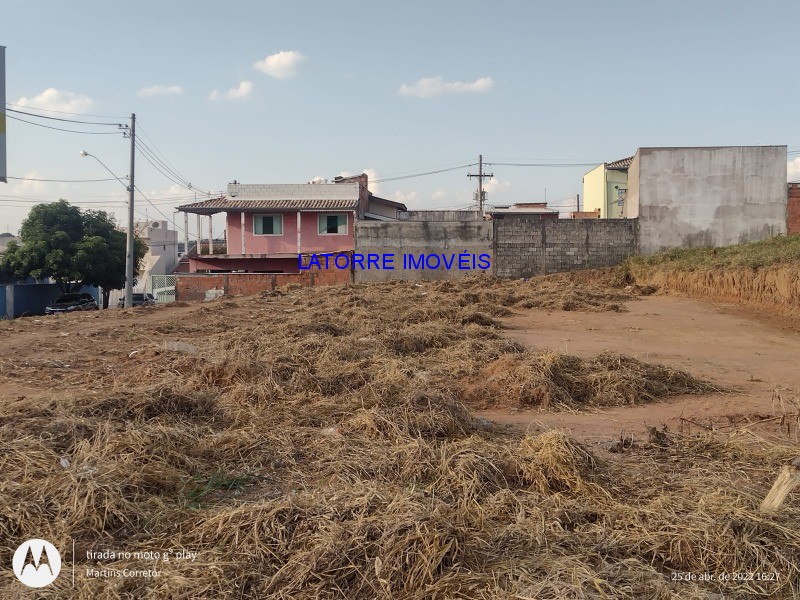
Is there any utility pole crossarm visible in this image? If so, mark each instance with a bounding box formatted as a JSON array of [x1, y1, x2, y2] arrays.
[[467, 154, 493, 213]]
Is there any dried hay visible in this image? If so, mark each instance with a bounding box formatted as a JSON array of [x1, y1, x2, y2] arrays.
[[463, 352, 723, 410], [1, 273, 796, 599]]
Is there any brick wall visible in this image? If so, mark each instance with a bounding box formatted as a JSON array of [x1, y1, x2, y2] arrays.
[[176, 268, 351, 302], [789, 183, 800, 235], [493, 218, 638, 278]]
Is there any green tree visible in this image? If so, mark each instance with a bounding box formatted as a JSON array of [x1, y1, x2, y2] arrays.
[[0, 200, 147, 307]]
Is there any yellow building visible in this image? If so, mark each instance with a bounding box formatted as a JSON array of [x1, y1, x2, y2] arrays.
[[581, 156, 632, 218]]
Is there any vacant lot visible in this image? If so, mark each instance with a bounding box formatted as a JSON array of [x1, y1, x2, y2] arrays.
[[1, 272, 798, 599]]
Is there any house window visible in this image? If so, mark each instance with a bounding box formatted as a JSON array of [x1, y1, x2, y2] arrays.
[[253, 214, 283, 235], [318, 213, 348, 235]]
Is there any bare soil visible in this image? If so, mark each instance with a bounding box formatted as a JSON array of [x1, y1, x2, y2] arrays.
[[479, 295, 800, 447]]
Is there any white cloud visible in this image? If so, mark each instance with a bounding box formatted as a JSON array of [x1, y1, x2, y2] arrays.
[[337, 169, 381, 195], [137, 85, 184, 98], [398, 76, 494, 98], [209, 81, 253, 101], [254, 51, 306, 79], [788, 158, 800, 182], [14, 88, 94, 113], [142, 184, 186, 198], [363, 168, 380, 194], [10, 171, 48, 196], [226, 81, 253, 100], [483, 177, 510, 195], [432, 190, 449, 201], [392, 190, 419, 206]]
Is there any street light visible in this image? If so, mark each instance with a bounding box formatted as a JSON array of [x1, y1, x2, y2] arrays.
[[81, 144, 136, 309]]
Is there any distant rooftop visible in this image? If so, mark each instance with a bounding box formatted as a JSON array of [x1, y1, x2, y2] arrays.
[[177, 182, 361, 214], [228, 182, 360, 201], [486, 202, 559, 215], [606, 156, 633, 170], [0, 236, 19, 254]]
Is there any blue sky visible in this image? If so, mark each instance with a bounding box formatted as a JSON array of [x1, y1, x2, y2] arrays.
[[2, 0, 799, 235]]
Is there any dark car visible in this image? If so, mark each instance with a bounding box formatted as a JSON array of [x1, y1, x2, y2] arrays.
[[45, 293, 99, 315], [117, 293, 156, 308]]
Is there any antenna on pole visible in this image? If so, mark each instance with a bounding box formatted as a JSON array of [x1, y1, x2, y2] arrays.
[[468, 154, 493, 213]]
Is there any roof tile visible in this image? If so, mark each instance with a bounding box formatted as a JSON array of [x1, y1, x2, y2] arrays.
[[177, 197, 358, 213]]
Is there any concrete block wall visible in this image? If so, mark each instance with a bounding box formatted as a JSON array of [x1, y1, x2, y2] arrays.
[[494, 218, 638, 278], [492, 219, 545, 278], [789, 183, 800, 235], [398, 210, 483, 222], [354, 220, 493, 282]]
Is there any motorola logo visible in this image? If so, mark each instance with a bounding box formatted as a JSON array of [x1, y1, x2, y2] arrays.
[[12, 539, 62, 588]]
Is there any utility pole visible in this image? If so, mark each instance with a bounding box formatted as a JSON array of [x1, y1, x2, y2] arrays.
[[124, 113, 136, 308], [468, 154, 493, 213]]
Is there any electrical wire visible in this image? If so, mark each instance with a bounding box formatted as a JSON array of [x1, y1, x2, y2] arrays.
[[7, 175, 119, 183], [134, 135, 191, 185], [133, 132, 214, 196], [136, 122, 210, 193], [5, 102, 126, 119], [484, 156, 604, 162], [0, 196, 127, 206], [135, 139, 194, 190], [6, 114, 124, 135], [369, 159, 478, 180], [6, 108, 125, 127], [136, 142, 193, 189], [372, 163, 477, 183], [133, 185, 187, 234], [484, 161, 598, 167]]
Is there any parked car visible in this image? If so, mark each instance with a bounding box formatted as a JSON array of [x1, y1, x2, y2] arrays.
[[45, 293, 99, 315], [117, 293, 157, 308]]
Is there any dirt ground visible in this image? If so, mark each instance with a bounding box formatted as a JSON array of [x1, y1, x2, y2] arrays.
[[3, 292, 797, 450], [478, 295, 800, 447]]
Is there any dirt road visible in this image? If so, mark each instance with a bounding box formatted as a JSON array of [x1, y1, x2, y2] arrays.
[[479, 295, 800, 444]]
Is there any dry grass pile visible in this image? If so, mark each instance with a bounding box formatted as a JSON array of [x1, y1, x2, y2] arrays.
[[464, 352, 722, 410], [432, 272, 640, 313], [3, 276, 797, 598], [2, 393, 798, 598]]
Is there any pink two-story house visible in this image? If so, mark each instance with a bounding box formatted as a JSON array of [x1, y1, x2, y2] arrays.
[[176, 174, 406, 273]]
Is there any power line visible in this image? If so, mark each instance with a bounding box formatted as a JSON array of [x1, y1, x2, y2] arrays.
[[7, 175, 118, 183], [6, 108, 125, 127], [5, 102, 126, 119], [6, 114, 124, 135], [0, 196, 126, 205], [136, 122, 211, 194], [136, 139, 192, 188], [485, 161, 597, 167], [0, 188, 221, 205], [371, 159, 478, 179], [484, 156, 604, 162], [373, 163, 477, 183], [134, 185, 187, 235], [135, 139, 194, 190]]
